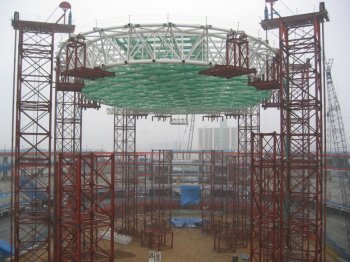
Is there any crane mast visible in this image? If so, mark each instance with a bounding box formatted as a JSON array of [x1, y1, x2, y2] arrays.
[[187, 114, 195, 153], [326, 58, 350, 249]]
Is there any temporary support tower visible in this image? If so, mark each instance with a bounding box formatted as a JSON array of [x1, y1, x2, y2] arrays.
[[55, 35, 113, 261], [201, 150, 224, 234], [137, 153, 149, 232], [259, 2, 329, 261], [55, 36, 85, 155], [235, 106, 260, 247], [250, 132, 283, 261], [214, 153, 235, 253], [56, 153, 115, 261], [142, 150, 173, 250], [114, 108, 138, 235], [11, 8, 74, 261]]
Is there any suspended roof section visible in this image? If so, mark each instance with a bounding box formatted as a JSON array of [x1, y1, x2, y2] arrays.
[[59, 23, 276, 114], [83, 63, 270, 114]]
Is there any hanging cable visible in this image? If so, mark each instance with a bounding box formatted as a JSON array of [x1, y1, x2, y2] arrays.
[[179, 125, 188, 150], [279, 0, 295, 15], [45, 6, 59, 22]]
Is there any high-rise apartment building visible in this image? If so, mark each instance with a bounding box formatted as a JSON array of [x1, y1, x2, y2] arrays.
[[198, 121, 238, 151]]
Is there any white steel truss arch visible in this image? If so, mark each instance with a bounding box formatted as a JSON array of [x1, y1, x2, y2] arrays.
[[58, 23, 276, 78]]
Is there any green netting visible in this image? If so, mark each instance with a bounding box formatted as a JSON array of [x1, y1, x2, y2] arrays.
[[83, 63, 270, 114]]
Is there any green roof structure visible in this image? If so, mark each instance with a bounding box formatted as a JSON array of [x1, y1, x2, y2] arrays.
[[83, 63, 270, 114], [59, 23, 276, 114]]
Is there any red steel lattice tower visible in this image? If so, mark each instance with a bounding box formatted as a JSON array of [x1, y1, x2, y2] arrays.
[[279, 15, 324, 262], [56, 153, 115, 261], [11, 10, 74, 261], [55, 36, 86, 155], [261, 3, 329, 260], [213, 153, 236, 253], [114, 108, 137, 235], [201, 150, 224, 234], [141, 150, 173, 250], [236, 106, 260, 247], [55, 34, 112, 262], [55, 36, 86, 262], [250, 132, 283, 261]]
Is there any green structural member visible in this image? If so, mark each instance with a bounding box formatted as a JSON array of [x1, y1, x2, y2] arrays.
[[83, 63, 270, 114]]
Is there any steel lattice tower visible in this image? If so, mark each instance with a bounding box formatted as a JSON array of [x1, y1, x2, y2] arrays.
[[255, 2, 329, 261], [250, 132, 283, 261], [114, 107, 138, 234], [236, 106, 260, 247], [11, 10, 74, 262], [56, 153, 115, 261], [326, 59, 350, 249], [279, 18, 324, 262], [55, 35, 112, 261]]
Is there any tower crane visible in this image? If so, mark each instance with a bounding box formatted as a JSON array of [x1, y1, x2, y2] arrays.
[[186, 114, 195, 152], [326, 58, 350, 249]]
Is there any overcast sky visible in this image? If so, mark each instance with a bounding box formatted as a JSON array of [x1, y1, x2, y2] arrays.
[[0, 0, 349, 152]]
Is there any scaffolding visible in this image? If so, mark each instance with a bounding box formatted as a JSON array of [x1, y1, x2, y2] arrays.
[[201, 150, 224, 235], [259, 4, 328, 260], [54, 36, 114, 261], [114, 108, 138, 235], [55, 36, 86, 155], [9, 2, 331, 260], [141, 150, 173, 250], [56, 153, 115, 261], [279, 16, 324, 262], [213, 153, 235, 253], [11, 12, 74, 262], [250, 132, 283, 261], [236, 106, 260, 247]]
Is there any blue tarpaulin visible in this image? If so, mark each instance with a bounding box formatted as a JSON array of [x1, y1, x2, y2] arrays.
[[0, 240, 13, 256], [180, 185, 200, 207], [171, 217, 203, 228]]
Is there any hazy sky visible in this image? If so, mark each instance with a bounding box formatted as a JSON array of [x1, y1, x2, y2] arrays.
[[0, 0, 349, 151]]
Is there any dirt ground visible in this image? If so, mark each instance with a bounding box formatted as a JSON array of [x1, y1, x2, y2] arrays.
[[115, 228, 248, 262], [17, 228, 340, 262], [114, 228, 342, 262]]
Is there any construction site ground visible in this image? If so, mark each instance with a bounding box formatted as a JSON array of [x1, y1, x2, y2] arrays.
[[115, 227, 244, 262], [114, 228, 343, 262]]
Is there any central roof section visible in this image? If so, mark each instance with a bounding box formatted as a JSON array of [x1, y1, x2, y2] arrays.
[[60, 23, 276, 114], [84, 63, 271, 114]]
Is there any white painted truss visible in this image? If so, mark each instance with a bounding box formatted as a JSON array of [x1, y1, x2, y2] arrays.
[[58, 22, 276, 78]]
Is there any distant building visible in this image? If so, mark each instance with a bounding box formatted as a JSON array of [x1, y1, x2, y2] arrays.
[[198, 121, 238, 151], [0, 153, 11, 181]]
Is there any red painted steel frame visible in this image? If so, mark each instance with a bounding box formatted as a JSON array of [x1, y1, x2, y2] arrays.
[[279, 16, 324, 261], [137, 153, 149, 232], [11, 18, 72, 261], [226, 33, 250, 69], [141, 150, 173, 250], [249, 54, 281, 91], [213, 154, 236, 253], [114, 108, 137, 235], [250, 132, 283, 262], [56, 153, 115, 262], [235, 106, 260, 247], [201, 150, 225, 235], [232, 154, 249, 248], [55, 59, 83, 154], [199, 32, 256, 78], [55, 37, 84, 261], [55, 36, 100, 154]]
